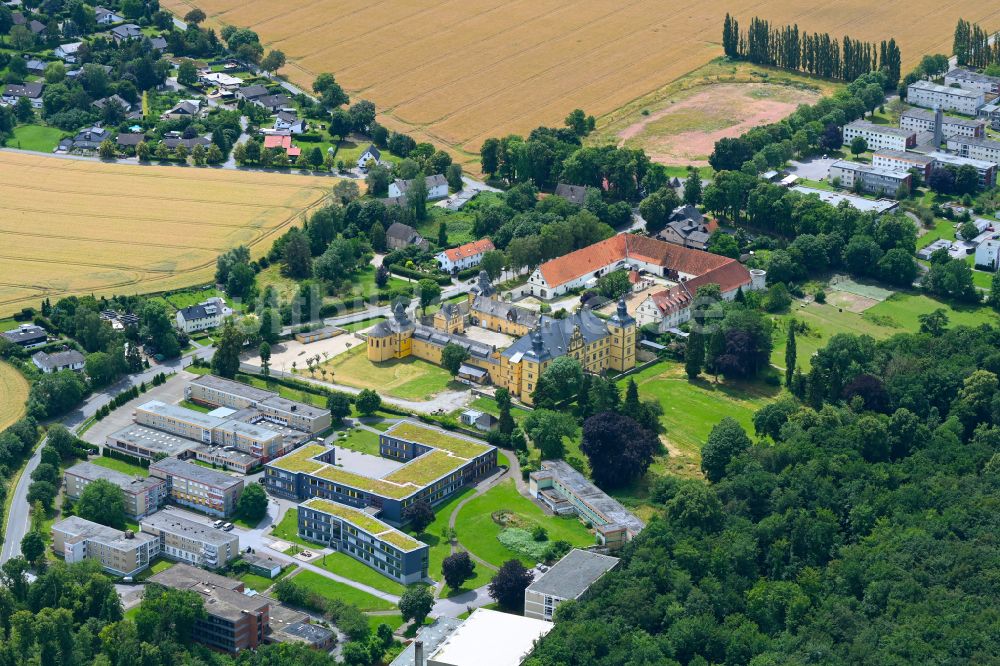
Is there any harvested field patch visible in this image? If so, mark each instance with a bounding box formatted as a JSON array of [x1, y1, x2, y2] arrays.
[[0, 152, 332, 316], [161, 0, 1000, 165]]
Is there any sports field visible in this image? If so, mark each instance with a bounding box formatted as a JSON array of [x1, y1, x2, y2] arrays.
[[162, 0, 999, 162], [0, 151, 331, 316], [0, 362, 28, 431]]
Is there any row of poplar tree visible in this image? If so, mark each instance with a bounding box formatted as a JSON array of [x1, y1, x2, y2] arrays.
[[722, 14, 901, 86], [953, 19, 1000, 70]]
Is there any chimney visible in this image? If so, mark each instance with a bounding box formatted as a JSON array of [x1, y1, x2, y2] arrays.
[[414, 640, 424, 666], [934, 105, 944, 147]]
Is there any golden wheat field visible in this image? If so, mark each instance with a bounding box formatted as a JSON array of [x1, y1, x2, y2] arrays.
[[0, 152, 331, 316], [0, 362, 28, 431], [163, 0, 1000, 161]]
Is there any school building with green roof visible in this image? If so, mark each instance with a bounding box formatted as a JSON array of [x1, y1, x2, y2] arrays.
[[264, 419, 497, 524], [298, 498, 429, 584]]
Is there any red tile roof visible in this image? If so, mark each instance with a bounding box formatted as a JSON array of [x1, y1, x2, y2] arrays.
[[441, 238, 494, 263], [537, 233, 744, 289], [263, 134, 290, 149], [651, 284, 692, 315], [684, 260, 752, 295]]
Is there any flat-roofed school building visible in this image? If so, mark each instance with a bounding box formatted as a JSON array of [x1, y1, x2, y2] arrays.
[[64, 462, 166, 519], [140, 511, 240, 569], [524, 549, 618, 621], [298, 497, 429, 583], [149, 457, 244, 518], [105, 423, 200, 461], [186, 375, 331, 434], [265, 420, 497, 524]]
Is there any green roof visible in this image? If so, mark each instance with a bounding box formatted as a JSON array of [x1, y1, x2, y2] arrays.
[[302, 498, 425, 552], [270, 444, 327, 473], [384, 449, 465, 486], [386, 422, 490, 459], [314, 465, 416, 499]]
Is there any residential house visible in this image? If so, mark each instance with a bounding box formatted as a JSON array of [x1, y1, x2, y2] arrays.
[[140, 511, 240, 569], [54, 41, 83, 63], [436, 238, 495, 272], [907, 80, 985, 115], [273, 111, 305, 134], [25, 58, 45, 75], [149, 36, 168, 53], [524, 549, 619, 621], [635, 282, 694, 330], [385, 222, 429, 251], [32, 349, 85, 373], [161, 99, 200, 120], [828, 160, 912, 196], [27, 19, 45, 34], [65, 126, 111, 151], [236, 84, 268, 102], [388, 173, 449, 200], [2, 82, 43, 108], [110, 23, 142, 44], [944, 67, 1000, 95], [51, 516, 159, 577], [263, 133, 300, 159], [116, 132, 146, 151], [842, 120, 917, 152], [175, 296, 227, 332], [253, 94, 291, 113], [554, 183, 589, 205], [200, 71, 243, 90], [655, 204, 717, 251], [94, 6, 124, 24], [161, 131, 212, 151], [356, 144, 381, 170], [1, 324, 47, 349], [64, 462, 166, 519]]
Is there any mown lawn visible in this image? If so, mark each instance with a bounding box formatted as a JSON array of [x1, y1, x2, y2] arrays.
[[340, 317, 386, 333], [238, 566, 295, 593], [293, 570, 397, 611], [333, 427, 381, 456], [90, 455, 148, 477], [863, 292, 999, 331], [453, 480, 594, 569], [271, 509, 314, 548], [406, 487, 492, 593], [310, 550, 407, 596], [621, 361, 778, 474], [7, 124, 64, 152], [323, 345, 461, 400]]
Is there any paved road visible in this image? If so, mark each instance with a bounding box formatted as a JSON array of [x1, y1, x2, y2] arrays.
[[0, 346, 213, 564]]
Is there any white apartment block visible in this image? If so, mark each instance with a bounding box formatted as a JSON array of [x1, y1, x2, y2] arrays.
[[828, 160, 912, 196], [927, 151, 998, 188], [871, 150, 936, 179], [842, 120, 915, 152], [944, 67, 1000, 95], [140, 511, 239, 569], [945, 136, 1000, 163], [907, 80, 985, 115], [51, 516, 159, 576], [899, 108, 985, 138]]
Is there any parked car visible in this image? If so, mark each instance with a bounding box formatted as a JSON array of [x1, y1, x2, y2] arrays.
[[222, 523, 234, 531], [213, 520, 224, 529]]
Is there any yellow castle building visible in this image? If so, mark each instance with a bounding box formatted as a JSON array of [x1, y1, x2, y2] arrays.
[[366, 274, 637, 404]]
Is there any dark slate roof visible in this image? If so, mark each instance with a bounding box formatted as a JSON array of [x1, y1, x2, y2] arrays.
[[177, 301, 219, 321], [93, 94, 131, 111], [361, 144, 381, 160], [501, 308, 611, 362], [256, 94, 290, 108], [116, 132, 146, 146], [111, 23, 141, 39], [238, 84, 268, 99], [3, 82, 43, 98], [149, 36, 167, 51], [471, 295, 539, 328], [394, 173, 447, 195], [554, 183, 588, 205], [32, 349, 84, 370], [276, 110, 297, 123], [162, 135, 211, 149], [370, 303, 416, 337], [385, 222, 422, 244], [28, 19, 45, 34], [2, 325, 47, 345], [668, 204, 703, 225]]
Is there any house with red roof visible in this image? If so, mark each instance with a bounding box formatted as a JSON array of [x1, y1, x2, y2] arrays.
[[436, 238, 495, 273], [263, 134, 300, 159]]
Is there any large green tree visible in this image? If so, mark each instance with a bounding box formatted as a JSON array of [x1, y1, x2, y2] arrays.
[[75, 479, 127, 530]]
